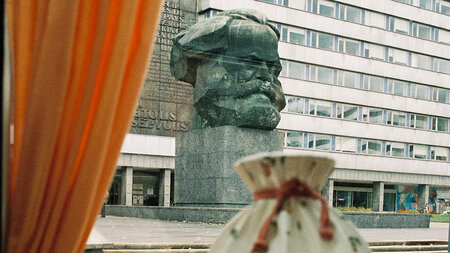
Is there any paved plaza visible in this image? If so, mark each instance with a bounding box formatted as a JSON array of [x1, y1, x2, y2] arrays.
[[87, 216, 449, 245]]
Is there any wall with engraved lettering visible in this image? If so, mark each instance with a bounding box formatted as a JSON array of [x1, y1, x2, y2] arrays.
[[130, 0, 197, 136]]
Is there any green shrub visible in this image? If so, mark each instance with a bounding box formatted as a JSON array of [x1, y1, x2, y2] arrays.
[[397, 209, 420, 214], [336, 206, 372, 212]]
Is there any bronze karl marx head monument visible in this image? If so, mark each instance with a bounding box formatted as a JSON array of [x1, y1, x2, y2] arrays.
[[170, 9, 286, 130]]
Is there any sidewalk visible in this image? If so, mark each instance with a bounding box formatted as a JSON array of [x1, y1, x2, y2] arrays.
[[87, 216, 449, 245]]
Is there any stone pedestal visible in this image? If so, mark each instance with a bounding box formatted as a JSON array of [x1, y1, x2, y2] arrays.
[[175, 126, 284, 207]]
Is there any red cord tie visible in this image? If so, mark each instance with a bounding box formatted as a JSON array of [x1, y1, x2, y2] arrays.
[[251, 179, 334, 253]]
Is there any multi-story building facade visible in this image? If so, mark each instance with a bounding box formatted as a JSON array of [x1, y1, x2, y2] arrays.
[[111, 0, 450, 213]]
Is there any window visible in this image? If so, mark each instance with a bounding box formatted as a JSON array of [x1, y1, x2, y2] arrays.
[[308, 133, 315, 148], [260, 0, 276, 3], [289, 27, 306, 45], [387, 79, 408, 96], [343, 105, 358, 121], [409, 144, 427, 159], [412, 54, 431, 70], [386, 142, 405, 157], [316, 100, 332, 117], [388, 48, 408, 66], [361, 107, 368, 122], [438, 118, 449, 132], [287, 61, 306, 79], [287, 96, 305, 114], [310, 65, 333, 84], [432, 117, 449, 132], [432, 87, 449, 103], [419, 0, 433, 10], [309, 99, 316, 115], [412, 22, 432, 40], [438, 88, 450, 103], [434, 58, 450, 74], [389, 17, 409, 35], [312, 32, 334, 51], [289, 0, 306, 10], [411, 83, 429, 100], [335, 136, 357, 153], [286, 131, 303, 148], [364, 44, 384, 61], [363, 75, 384, 92], [280, 60, 288, 77], [339, 5, 362, 23], [309, 134, 331, 150], [337, 70, 359, 88], [314, 0, 335, 17], [410, 114, 428, 129], [368, 108, 383, 124], [345, 6, 361, 23], [436, 29, 450, 45], [309, 99, 332, 117], [416, 115, 428, 129], [396, 0, 450, 15], [438, 0, 450, 15], [280, 25, 306, 45], [431, 117, 437, 131], [336, 104, 358, 121], [338, 38, 360, 56], [367, 11, 385, 29], [316, 66, 333, 84], [386, 110, 406, 127], [393, 111, 406, 127], [431, 146, 448, 161], [361, 139, 382, 155]]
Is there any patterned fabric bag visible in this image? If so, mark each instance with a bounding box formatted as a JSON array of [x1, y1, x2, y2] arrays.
[[211, 152, 371, 253]]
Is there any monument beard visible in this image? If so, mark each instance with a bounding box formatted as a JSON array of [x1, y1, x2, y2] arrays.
[[170, 9, 286, 130], [130, 0, 196, 137]]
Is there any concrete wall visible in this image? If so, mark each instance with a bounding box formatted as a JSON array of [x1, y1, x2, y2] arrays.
[[106, 205, 240, 224], [343, 212, 430, 228], [106, 206, 430, 228]]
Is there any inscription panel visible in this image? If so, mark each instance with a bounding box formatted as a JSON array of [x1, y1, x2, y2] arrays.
[[130, 0, 196, 136]]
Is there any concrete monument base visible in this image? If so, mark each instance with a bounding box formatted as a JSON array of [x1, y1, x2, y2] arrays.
[[174, 126, 284, 207]]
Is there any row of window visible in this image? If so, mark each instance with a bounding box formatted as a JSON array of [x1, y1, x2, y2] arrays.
[[286, 95, 450, 132], [284, 130, 450, 161], [280, 59, 450, 104], [277, 23, 450, 75], [259, 0, 450, 45], [393, 0, 450, 16]]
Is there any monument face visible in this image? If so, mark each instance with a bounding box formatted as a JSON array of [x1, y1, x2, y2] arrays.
[[171, 9, 286, 207], [130, 0, 197, 137], [170, 9, 286, 130]]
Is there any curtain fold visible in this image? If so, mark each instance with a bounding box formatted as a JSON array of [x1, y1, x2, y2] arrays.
[[5, 1, 163, 252]]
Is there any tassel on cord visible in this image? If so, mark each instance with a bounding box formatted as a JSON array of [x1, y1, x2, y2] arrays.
[[251, 179, 334, 253]]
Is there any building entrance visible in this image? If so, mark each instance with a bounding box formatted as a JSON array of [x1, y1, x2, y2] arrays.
[[107, 178, 121, 205], [133, 171, 160, 206]]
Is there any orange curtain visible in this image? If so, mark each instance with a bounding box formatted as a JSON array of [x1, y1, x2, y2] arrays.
[[5, 1, 163, 252]]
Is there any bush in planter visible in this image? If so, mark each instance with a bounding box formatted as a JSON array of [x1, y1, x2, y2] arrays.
[[397, 209, 420, 214], [337, 207, 372, 212]]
